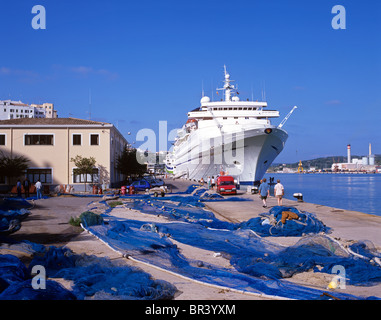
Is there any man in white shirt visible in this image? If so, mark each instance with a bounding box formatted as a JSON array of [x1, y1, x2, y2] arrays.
[[35, 180, 42, 199], [274, 179, 284, 206]]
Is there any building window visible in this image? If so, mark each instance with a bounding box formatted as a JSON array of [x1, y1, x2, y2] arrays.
[[26, 168, 52, 184], [25, 134, 54, 145], [72, 134, 81, 146], [73, 168, 99, 183], [0, 134, 5, 145], [90, 134, 99, 146]]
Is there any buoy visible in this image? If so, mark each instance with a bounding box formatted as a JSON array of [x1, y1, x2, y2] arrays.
[[328, 280, 338, 290]]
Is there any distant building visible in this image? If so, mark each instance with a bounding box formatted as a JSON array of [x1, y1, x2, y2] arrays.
[[331, 143, 377, 172], [0, 100, 58, 120], [0, 118, 127, 190], [30, 103, 57, 118]]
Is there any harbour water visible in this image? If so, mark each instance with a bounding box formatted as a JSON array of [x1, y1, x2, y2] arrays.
[[263, 173, 381, 217]]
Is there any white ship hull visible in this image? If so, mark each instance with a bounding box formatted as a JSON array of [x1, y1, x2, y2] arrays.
[[172, 125, 288, 185]]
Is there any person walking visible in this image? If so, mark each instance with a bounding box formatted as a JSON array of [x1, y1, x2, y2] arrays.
[[16, 180, 22, 198], [274, 179, 284, 206], [258, 178, 270, 208], [35, 179, 42, 199], [207, 176, 211, 189], [23, 178, 31, 198], [211, 176, 215, 190]]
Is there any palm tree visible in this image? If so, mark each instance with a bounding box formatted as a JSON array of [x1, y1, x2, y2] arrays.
[[0, 152, 30, 188], [70, 155, 96, 192]]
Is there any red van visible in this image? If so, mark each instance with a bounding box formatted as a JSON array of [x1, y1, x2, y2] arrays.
[[216, 176, 237, 195]]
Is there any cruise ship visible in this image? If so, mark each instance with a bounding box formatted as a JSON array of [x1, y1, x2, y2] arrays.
[[166, 67, 296, 185]]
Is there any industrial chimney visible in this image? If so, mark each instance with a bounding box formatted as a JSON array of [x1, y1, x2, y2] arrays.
[[347, 144, 351, 163], [369, 143, 375, 166]]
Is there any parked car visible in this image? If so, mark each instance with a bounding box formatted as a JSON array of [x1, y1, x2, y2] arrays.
[[151, 178, 164, 187], [127, 179, 151, 191], [216, 176, 237, 195], [144, 177, 165, 187]]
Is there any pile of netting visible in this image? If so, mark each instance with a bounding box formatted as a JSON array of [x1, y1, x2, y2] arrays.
[[240, 206, 329, 237], [0, 241, 176, 300], [0, 198, 32, 235], [81, 195, 381, 300], [122, 195, 327, 237]]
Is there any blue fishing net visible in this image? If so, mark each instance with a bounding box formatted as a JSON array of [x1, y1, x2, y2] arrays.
[[123, 196, 327, 237], [27, 246, 177, 300], [87, 219, 368, 300], [0, 198, 33, 211], [0, 244, 177, 300], [83, 194, 381, 300], [239, 206, 329, 237], [0, 279, 76, 300], [0, 253, 76, 300], [0, 198, 32, 235]]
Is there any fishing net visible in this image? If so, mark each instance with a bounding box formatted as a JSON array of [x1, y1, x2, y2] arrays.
[[0, 199, 31, 235], [0, 198, 33, 211], [122, 196, 327, 236], [0, 252, 76, 300], [81, 193, 381, 300], [0, 244, 177, 300], [0, 279, 76, 300], [239, 206, 329, 237]]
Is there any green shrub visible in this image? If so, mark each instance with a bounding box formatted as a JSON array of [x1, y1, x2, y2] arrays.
[[108, 201, 123, 208], [79, 211, 104, 227], [69, 216, 81, 227]]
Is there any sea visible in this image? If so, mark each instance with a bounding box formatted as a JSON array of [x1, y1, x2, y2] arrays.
[[262, 173, 381, 217]]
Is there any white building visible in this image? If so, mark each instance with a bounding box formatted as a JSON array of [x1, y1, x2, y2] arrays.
[[0, 100, 57, 120]]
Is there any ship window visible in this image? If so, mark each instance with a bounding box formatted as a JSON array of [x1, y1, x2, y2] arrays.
[[229, 108, 232, 110], [245, 117, 249, 119], [243, 108, 247, 110], [233, 108, 237, 110], [234, 117, 238, 119], [223, 117, 227, 120]]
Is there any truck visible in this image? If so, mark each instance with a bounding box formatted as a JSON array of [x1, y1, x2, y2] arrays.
[[216, 176, 237, 195]]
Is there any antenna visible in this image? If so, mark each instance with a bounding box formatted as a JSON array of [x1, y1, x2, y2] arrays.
[[88, 88, 92, 120], [263, 81, 266, 101], [211, 78, 214, 101]]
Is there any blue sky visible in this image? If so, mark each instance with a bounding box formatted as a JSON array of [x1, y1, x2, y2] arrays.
[[1, 0, 380, 163]]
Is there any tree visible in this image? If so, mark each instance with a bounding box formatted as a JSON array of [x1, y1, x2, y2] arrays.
[[70, 155, 96, 192], [0, 152, 30, 186], [116, 147, 146, 178]]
